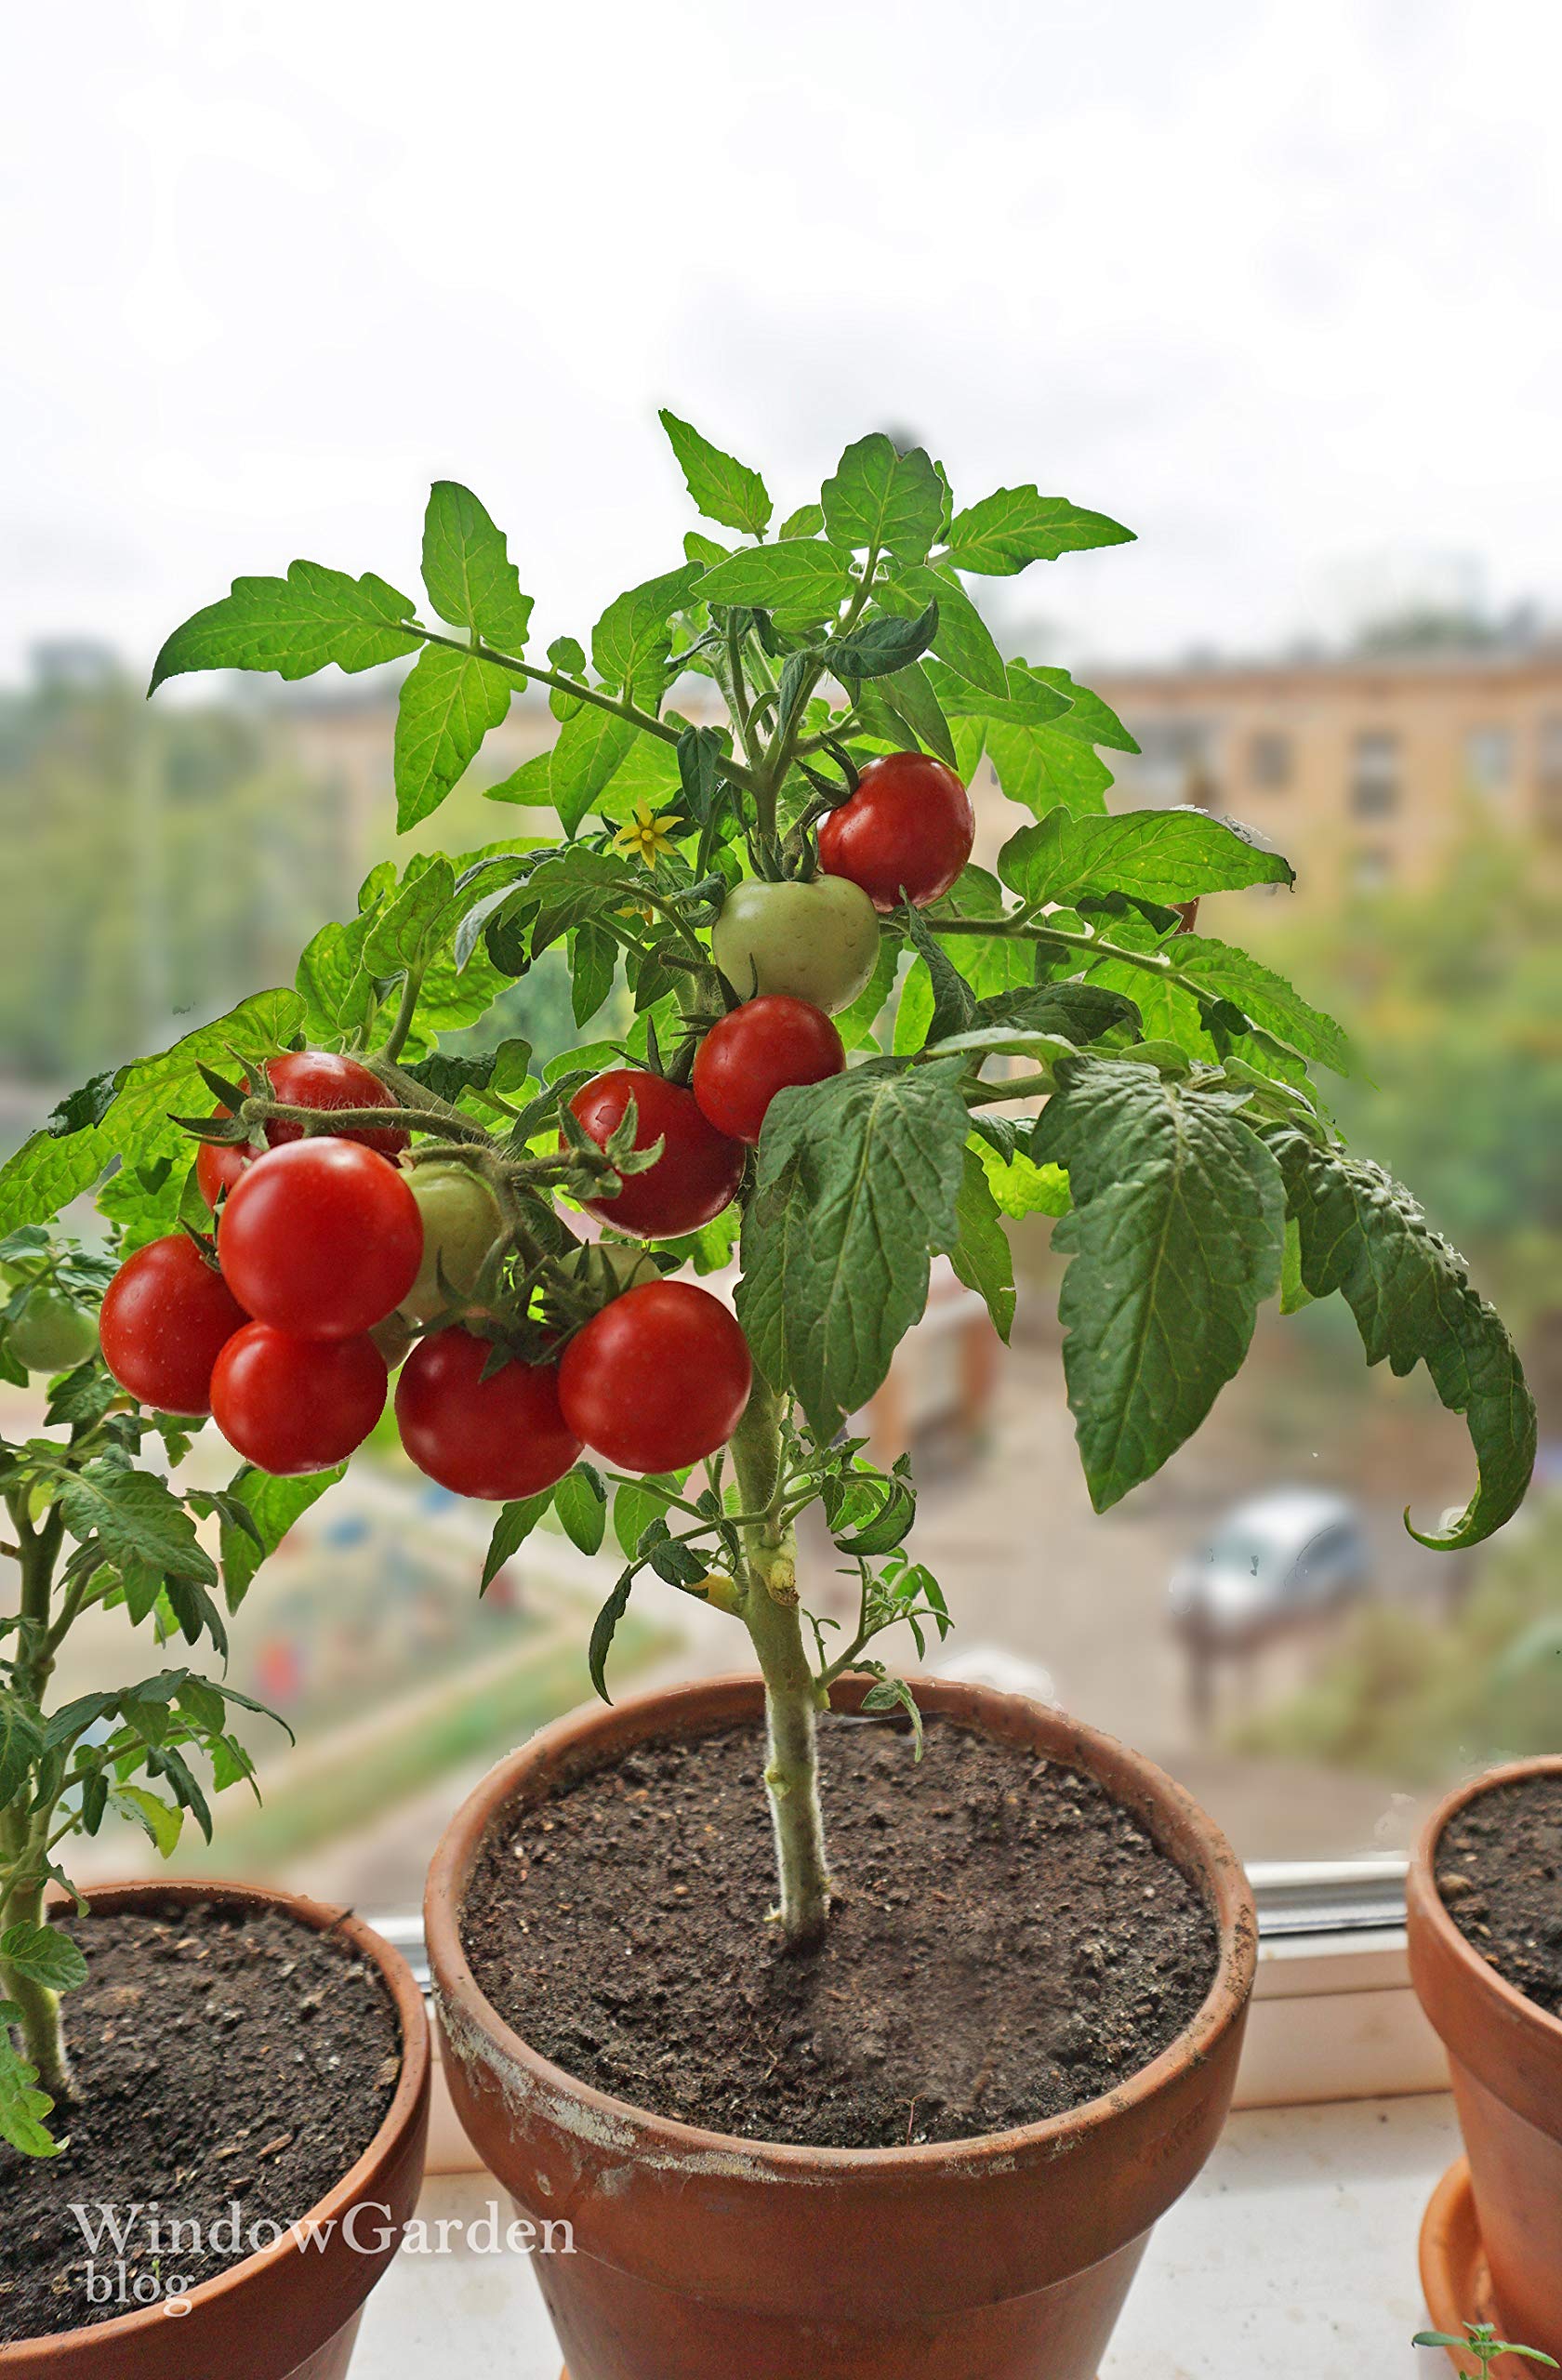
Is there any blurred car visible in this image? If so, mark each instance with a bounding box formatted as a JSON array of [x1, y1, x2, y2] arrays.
[[1168, 1489, 1370, 1648]]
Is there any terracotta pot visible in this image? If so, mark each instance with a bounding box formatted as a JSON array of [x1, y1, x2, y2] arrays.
[[2, 1879, 430, 2378], [1408, 1756, 1562, 2363], [426, 1673, 1257, 2380]]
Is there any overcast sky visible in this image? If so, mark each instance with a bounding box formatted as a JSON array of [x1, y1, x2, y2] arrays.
[[4, 0, 1559, 682]]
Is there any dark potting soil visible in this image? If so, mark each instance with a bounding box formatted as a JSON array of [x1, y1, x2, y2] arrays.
[[461, 1716, 1220, 2149], [0, 1902, 401, 2343], [1437, 1770, 1562, 2019]]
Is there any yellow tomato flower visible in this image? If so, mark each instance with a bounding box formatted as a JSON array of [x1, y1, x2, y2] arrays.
[[613, 800, 679, 867]]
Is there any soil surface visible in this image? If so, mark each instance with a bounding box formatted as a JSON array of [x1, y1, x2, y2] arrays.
[[462, 1715, 1220, 2149], [1437, 1771, 1562, 2018], [0, 1902, 402, 2343]]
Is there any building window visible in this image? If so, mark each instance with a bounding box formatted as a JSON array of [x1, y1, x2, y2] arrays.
[[1131, 721, 1217, 810], [1248, 731, 1291, 790], [1350, 846, 1395, 892], [1350, 731, 1399, 818], [1464, 725, 1514, 796]]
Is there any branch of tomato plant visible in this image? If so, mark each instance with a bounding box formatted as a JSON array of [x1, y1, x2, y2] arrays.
[[409, 625, 757, 792], [0, 1497, 72, 2096], [752, 549, 881, 857]]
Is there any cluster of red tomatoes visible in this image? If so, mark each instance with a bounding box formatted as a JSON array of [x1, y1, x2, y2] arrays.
[[95, 753, 974, 1493]]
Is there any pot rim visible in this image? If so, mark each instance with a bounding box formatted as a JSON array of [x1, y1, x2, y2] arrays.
[[2, 1875, 430, 2367], [1408, 1752, 1562, 2058], [425, 1669, 1257, 2178]]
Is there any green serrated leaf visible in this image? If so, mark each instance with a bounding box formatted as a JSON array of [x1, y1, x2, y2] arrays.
[[59, 1466, 217, 1584], [1000, 808, 1294, 906], [777, 503, 825, 540], [394, 645, 512, 832], [149, 561, 420, 693], [589, 1569, 635, 1701], [880, 565, 1007, 697], [1171, 938, 1355, 1077], [737, 1064, 968, 1435], [695, 541, 854, 624], [218, 1465, 345, 1611], [420, 481, 535, 651], [823, 600, 939, 682], [549, 707, 639, 837], [945, 487, 1134, 575], [295, 914, 378, 1045], [947, 1150, 1015, 1342], [555, 1463, 607, 1556], [0, 2018, 62, 2157], [658, 410, 772, 537], [0, 1921, 87, 1994], [1033, 1060, 1287, 1510], [822, 435, 944, 563], [0, 1691, 45, 1805], [481, 1489, 556, 1592], [1267, 1131, 1536, 1548], [109, 1784, 182, 1858], [592, 566, 704, 707]]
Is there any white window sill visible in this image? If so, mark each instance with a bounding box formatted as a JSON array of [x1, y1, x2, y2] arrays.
[[356, 2093, 1463, 2375]]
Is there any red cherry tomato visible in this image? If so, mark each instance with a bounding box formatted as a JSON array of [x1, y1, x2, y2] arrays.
[[394, 1327, 581, 1501], [558, 1280, 752, 1474], [692, 996, 845, 1145], [210, 1323, 387, 1475], [195, 1052, 408, 1210], [568, 1071, 744, 1238], [218, 1140, 423, 1340], [816, 750, 976, 911], [99, 1236, 249, 1417]]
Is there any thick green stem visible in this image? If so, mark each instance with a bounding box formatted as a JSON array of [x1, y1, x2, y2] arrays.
[[729, 1378, 831, 1948], [2, 1507, 70, 2098]]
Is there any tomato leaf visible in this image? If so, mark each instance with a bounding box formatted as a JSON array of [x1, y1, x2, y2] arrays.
[[0, 1692, 46, 1807], [822, 601, 939, 682], [420, 481, 535, 652], [880, 564, 1007, 697], [1267, 1130, 1536, 1548], [1000, 808, 1294, 906], [394, 645, 512, 832], [737, 1064, 968, 1436], [658, 411, 772, 538], [0, 2018, 61, 2158], [549, 707, 639, 837], [149, 561, 419, 693], [1033, 1060, 1287, 1511], [481, 1490, 556, 1593], [591, 566, 704, 707], [218, 1465, 346, 1611], [821, 435, 944, 563], [695, 541, 853, 623], [944, 487, 1134, 575], [555, 1463, 607, 1556], [947, 1150, 1015, 1342], [588, 1568, 635, 1701], [0, 1921, 87, 1995], [1170, 938, 1355, 1078]]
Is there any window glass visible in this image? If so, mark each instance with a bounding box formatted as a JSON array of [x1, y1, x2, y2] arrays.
[[1350, 730, 1400, 817], [1248, 730, 1291, 789], [1464, 724, 1514, 795]]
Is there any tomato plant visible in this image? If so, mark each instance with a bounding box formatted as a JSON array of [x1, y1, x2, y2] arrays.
[[0, 414, 1536, 2163], [569, 1070, 744, 1237], [217, 1140, 423, 1339], [395, 1327, 580, 1500], [558, 1281, 752, 1474], [817, 750, 976, 910], [692, 996, 845, 1144], [210, 1321, 388, 1474], [196, 1050, 408, 1207], [99, 1234, 249, 1416]]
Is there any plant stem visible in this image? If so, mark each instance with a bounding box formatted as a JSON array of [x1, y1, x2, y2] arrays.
[[729, 1377, 831, 1948], [1, 1505, 70, 2098], [380, 966, 424, 1063]]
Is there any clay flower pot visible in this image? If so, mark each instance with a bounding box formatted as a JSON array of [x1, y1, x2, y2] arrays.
[[2, 1879, 430, 2380], [1409, 1756, 1562, 2365], [426, 1673, 1257, 2380]]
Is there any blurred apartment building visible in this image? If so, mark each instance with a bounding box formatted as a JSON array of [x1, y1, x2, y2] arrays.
[[1090, 629, 1562, 898]]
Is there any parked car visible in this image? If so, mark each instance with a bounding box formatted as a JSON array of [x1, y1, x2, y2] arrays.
[[1169, 1488, 1370, 1650]]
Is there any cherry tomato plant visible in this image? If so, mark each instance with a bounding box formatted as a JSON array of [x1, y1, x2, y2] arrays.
[[0, 416, 1537, 2156]]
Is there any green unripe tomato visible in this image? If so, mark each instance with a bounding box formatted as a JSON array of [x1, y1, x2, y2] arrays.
[[7, 1287, 99, 1375], [403, 1162, 504, 1323], [710, 876, 880, 1015], [562, 1239, 663, 1302]]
